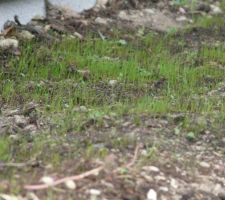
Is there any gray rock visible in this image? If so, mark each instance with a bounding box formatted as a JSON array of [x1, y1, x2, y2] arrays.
[[9, 134, 20, 141], [18, 30, 35, 40], [179, 188, 195, 200], [95, 17, 111, 25], [140, 172, 154, 182], [191, 181, 224, 195], [95, 0, 108, 9], [14, 115, 28, 128], [0, 38, 18, 49], [197, 3, 211, 13], [218, 191, 225, 200], [49, 0, 96, 13], [24, 124, 37, 133], [222, 137, 225, 144], [118, 9, 181, 32], [0, 117, 11, 135], [210, 5, 222, 15], [5, 109, 20, 116]]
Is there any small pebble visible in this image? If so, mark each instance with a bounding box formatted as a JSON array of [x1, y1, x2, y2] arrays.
[[159, 186, 169, 192], [210, 5, 222, 14], [89, 189, 101, 200], [170, 178, 178, 189], [199, 161, 210, 169], [40, 176, 54, 186], [109, 80, 118, 87], [147, 189, 157, 200], [14, 115, 28, 128], [64, 180, 76, 190], [179, 7, 186, 14], [0, 38, 18, 49], [19, 30, 35, 40], [142, 166, 160, 173]]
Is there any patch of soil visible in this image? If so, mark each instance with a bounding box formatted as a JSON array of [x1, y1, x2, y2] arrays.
[[52, 114, 225, 199], [1, 113, 224, 199], [0, 102, 41, 136], [175, 26, 225, 48]]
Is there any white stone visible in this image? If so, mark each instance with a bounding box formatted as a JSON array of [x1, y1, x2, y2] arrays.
[[179, 7, 186, 14], [64, 180, 76, 190], [89, 189, 101, 200], [74, 32, 84, 40], [176, 16, 188, 22], [109, 80, 118, 87], [89, 189, 101, 196], [144, 9, 155, 14], [210, 5, 222, 14], [170, 178, 178, 189], [19, 30, 35, 40], [44, 25, 51, 32], [142, 166, 160, 173], [155, 175, 166, 181], [199, 161, 210, 169], [148, 166, 160, 173], [147, 189, 157, 200], [0, 194, 20, 200], [213, 183, 224, 195], [27, 192, 40, 200], [95, 0, 108, 8], [0, 38, 18, 49], [40, 176, 54, 186], [159, 186, 169, 192], [73, 105, 88, 113]]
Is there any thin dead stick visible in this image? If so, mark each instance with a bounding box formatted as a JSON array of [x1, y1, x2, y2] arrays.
[[0, 160, 38, 168], [126, 144, 140, 168], [24, 144, 141, 191], [113, 144, 141, 174], [24, 166, 103, 190], [0, 162, 27, 168]]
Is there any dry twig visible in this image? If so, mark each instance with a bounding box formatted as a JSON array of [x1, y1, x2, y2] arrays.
[[24, 144, 141, 191], [126, 144, 140, 168], [24, 166, 103, 190]]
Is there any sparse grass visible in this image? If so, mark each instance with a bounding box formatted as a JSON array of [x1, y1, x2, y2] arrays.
[[1, 33, 224, 113], [0, 15, 225, 197], [194, 15, 225, 28], [0, 138, 10, 161], [0, 29, 224, 162]]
